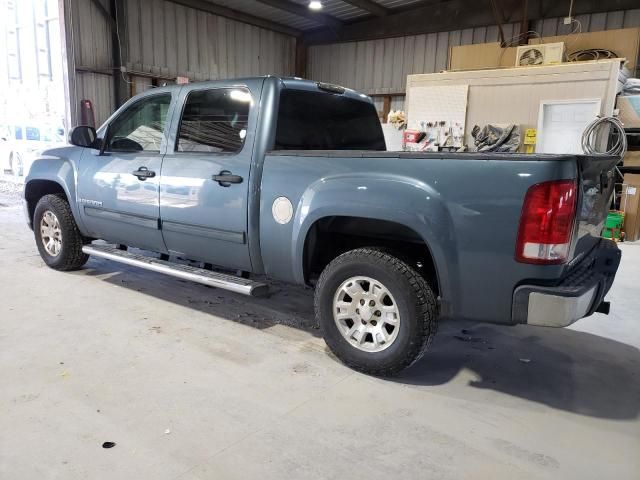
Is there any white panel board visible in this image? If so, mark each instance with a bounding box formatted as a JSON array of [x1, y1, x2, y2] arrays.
[[406, 85, 468, 131], [406, 60, 620, 151]]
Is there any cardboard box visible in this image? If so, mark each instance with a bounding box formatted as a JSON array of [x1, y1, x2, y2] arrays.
[[617, 95, 640, 129], [449, 43, 516, 71], [624, 151, 640, 167], [622, 174, 640, 241], [448, 27, 639, 72], [529, 28, 640, 72]]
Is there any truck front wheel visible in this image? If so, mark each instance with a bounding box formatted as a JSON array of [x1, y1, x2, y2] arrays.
[[315, 248, 438, 376], [33, 194, 89, 271]]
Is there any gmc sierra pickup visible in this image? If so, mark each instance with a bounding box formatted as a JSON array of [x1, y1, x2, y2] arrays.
[[23, 76, 621, 375]]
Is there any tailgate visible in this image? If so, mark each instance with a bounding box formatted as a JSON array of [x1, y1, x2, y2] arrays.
[[572, 155, 619, 261]]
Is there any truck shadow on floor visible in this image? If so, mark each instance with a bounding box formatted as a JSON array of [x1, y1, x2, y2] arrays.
[[80, 257, 320, 333], [80, 258, 639, 420], [396, 320, 640, 420]]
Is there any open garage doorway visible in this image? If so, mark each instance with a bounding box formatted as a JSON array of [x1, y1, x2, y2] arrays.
[[0, 0, 66, 179]]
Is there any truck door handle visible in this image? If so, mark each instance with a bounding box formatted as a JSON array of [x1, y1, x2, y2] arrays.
[[132, 166, 156, 180], [212, 171, 243, 187]]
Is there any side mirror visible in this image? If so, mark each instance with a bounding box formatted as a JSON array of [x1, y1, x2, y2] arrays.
[[69, 126, 97, 148]]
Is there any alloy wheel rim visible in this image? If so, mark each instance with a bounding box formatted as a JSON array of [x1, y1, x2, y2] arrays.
[[332, 276, 401, 352], [40, 210, 63, 257]]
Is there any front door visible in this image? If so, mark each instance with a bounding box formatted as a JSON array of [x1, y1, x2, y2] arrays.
[[159, 85, 256, 271], [77, 92, 173, 252]]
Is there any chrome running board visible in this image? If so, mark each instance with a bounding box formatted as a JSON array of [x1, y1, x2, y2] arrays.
[[82, 244, 268, 297]]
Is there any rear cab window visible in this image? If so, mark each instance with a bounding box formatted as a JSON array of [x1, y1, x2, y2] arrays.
[[275, 89, 385, 151]]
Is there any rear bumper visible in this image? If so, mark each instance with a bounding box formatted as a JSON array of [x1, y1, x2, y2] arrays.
[[512, 239, 621, 327]]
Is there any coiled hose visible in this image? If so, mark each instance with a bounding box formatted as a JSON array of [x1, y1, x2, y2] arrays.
[[581, 115, 627, 157]]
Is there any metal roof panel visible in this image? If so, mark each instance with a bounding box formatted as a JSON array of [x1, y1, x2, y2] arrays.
[[205, 0, 322, 30], [203, 0, 430, 31]]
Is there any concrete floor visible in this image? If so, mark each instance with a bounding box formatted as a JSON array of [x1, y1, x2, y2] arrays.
[[0, 185, 639, 480]]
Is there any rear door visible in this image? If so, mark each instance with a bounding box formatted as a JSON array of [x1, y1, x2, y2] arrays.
[[159, 83, 257, 271]]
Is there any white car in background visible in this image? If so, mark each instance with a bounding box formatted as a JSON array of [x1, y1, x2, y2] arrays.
[[1, 124, 65, 177]]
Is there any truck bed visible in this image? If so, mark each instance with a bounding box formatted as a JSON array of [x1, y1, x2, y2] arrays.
[[259, 150, 618, 324]]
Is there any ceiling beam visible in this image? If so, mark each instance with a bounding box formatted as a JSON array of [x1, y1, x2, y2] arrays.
[[167, 0, 302, 37], [341, 0, 389, 17], [303, 0, 640, 44], [254, 0, 343, 29]]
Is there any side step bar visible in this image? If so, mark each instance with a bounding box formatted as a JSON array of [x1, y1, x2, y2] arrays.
[[82, 244, 269, 297]]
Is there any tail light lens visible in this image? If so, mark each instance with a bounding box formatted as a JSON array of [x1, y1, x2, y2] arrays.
[[515, 179, 577, 264]]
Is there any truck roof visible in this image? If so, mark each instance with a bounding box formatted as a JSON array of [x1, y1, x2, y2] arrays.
[[141, 75, 373, 104]]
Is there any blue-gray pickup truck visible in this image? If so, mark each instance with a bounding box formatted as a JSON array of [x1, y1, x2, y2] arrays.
[[23, 76, 621, 375]]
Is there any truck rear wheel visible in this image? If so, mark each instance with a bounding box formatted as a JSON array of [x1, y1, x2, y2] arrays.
[[315, 248, 438, 376], [33, 194, 89, 271]]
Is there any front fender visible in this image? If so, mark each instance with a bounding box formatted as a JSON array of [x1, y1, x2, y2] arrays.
[[24, 146, 86, 233], [291, 172, 459, 307]]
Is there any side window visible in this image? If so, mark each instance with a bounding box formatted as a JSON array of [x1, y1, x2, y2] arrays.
[[176, 88, 251, 153], [106, 93, 171, 153], [26, 127, 40, 141], [14, 126, 23, 140]]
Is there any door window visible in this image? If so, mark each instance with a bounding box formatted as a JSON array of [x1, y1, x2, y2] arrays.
[[106, 93, 171, 153], [26, 127, 40, 141], [176, 88, 251, 153]]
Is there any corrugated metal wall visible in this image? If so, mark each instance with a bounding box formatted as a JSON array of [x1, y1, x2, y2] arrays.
[[67, 0, 296, 126], [308, 8, 640, 113], [125, 0, 296, 81], [309, 23, 522, 96], [68, 0, 114, 126], [532, 9, 640, 36], [66, 2, 640, 125]]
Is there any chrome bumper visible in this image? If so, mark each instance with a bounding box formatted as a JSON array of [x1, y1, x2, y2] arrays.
[[512, 240, 621, 327], [525, 286, 598, 327]]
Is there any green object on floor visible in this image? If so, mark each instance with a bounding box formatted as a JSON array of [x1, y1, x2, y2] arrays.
[[603, 211, 624, 240], [605, 211, 624, 230]]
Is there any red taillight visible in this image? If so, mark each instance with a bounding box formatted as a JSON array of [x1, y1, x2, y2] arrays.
[[515, 179, 577, 264]]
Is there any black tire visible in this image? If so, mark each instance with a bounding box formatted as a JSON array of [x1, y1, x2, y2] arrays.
[[33, 194, 89, 271], [315, 248, 438, 376]]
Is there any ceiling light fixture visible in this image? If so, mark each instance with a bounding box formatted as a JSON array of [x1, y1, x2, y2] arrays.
[[308, 1, 323, 11]]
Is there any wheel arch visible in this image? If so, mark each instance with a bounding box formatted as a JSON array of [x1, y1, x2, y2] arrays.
[[24, 180, 68, 228], [289, 173, 459, 316], [302, 216, 442, 298], [23, 150, 85, 232]]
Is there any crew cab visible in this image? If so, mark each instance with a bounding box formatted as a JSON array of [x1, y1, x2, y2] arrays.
[[23, 76, 621, 375]]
